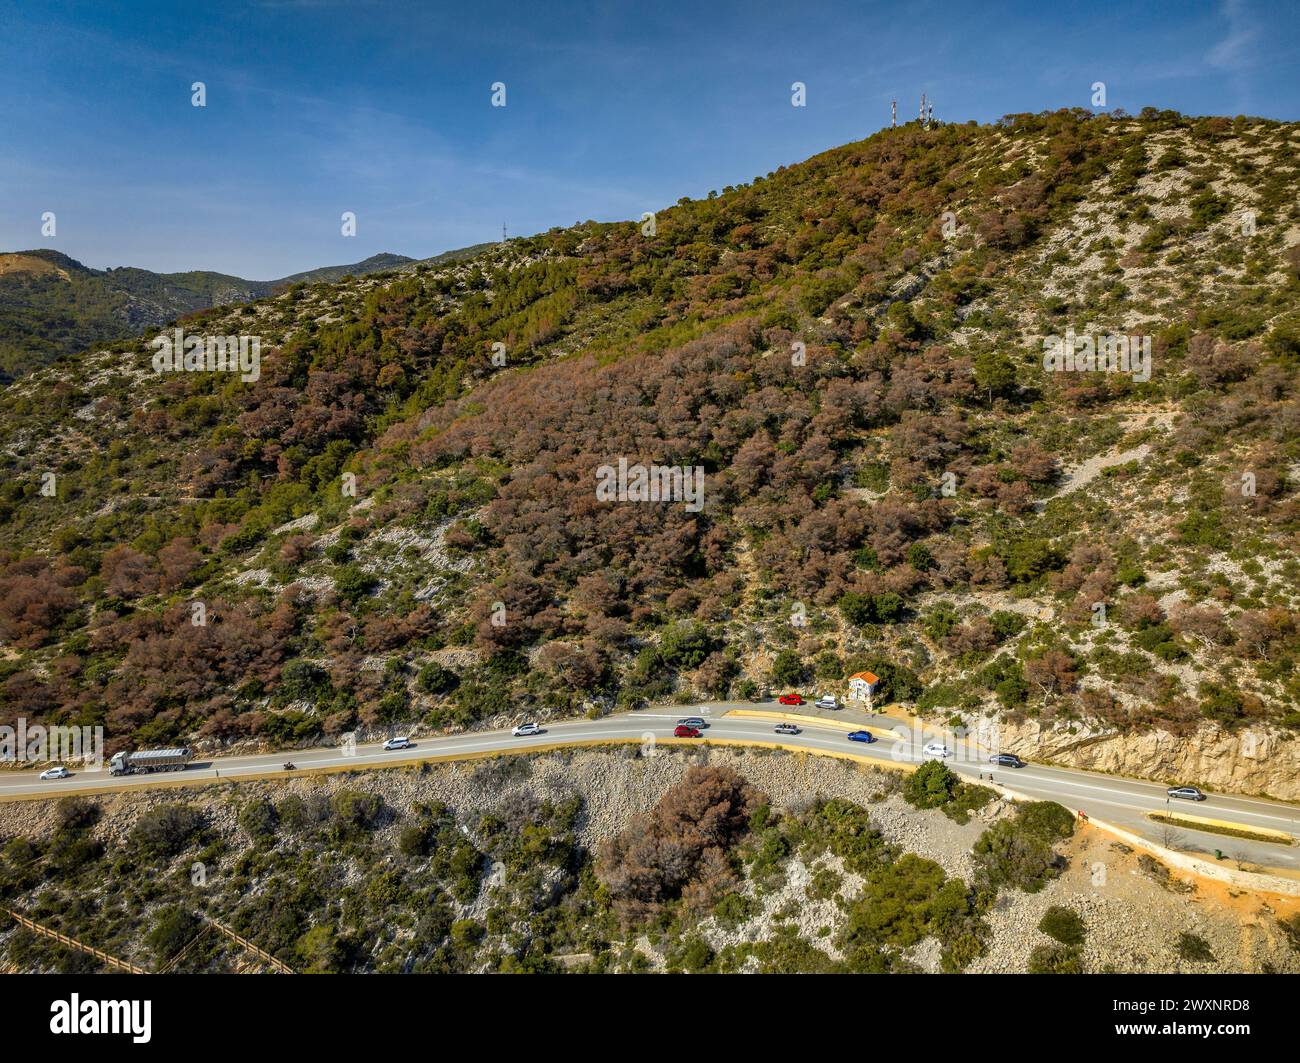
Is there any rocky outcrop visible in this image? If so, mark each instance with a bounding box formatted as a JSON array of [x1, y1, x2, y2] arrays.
[[998, 717, 1300, 801]]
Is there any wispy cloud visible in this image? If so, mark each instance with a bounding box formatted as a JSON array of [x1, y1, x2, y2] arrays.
[[1206, 0, 1259, 71]]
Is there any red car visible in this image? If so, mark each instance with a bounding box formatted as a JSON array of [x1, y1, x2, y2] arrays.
[[778, 694, 804, 706], [673, 724, 702, 738]]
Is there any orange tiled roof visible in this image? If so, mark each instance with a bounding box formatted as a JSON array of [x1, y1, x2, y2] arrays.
[[849, 670, 879, 684]]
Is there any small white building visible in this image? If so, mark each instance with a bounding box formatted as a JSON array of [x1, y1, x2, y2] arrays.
[[847, 670, 881, 701]]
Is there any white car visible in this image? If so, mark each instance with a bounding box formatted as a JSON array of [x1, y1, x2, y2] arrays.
[[39, 766, 70, 780], [922, 742, 950, 760], [512, 722, 542, 737], [815, 695, 838, 709], [382, 737, 413, 751]]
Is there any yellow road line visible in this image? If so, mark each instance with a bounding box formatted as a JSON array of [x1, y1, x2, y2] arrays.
[[0, 735, 915, 803], [1147, 810, 1293, 843]]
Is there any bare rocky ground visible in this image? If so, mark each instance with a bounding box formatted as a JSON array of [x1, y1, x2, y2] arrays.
[[971, 830, 1300, 974], [3, 747, 1297, 973]]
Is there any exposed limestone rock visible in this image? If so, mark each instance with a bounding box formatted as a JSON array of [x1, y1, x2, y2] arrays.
[[999, 717, 1300, 801]]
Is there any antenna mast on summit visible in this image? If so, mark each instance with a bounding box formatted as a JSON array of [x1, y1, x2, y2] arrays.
[[891, 98, 896, 128]]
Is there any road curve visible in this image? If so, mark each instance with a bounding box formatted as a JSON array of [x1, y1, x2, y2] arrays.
[[3, 706, 1298, 870]]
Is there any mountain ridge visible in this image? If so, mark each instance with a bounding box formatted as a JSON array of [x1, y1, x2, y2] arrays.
[[0, 245, 493, 380]]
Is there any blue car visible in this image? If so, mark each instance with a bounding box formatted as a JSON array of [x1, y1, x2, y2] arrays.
[[847, 730, 876, 744]]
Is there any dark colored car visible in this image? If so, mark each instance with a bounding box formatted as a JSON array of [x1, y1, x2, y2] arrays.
[[674, 724, 702, 738], [989, 753, 1026, 768], [847, 730, 876, 744], [778, 694, 804, 706]]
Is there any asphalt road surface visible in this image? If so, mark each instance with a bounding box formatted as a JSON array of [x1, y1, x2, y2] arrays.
[[3, 705, 1297, 870]]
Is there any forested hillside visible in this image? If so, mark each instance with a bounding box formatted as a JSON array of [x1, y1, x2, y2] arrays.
[[0, 250, 420, 380], [1, 108, 1297, 759]]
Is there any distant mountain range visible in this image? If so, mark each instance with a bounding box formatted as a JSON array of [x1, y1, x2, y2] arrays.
[[0, 246, 488, 380]]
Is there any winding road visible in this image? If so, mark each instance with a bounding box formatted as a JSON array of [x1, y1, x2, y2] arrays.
[[3, 702, 1298, 872]]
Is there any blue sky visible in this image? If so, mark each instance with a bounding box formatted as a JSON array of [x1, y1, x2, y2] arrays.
[[1, 0, 1296, 278]]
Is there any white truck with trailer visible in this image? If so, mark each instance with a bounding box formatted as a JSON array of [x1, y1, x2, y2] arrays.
[[108, 747, 193, 776]]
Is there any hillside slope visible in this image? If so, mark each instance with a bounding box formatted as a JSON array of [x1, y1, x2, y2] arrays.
[[0, 250, 421, 379], [0, 108, 1297, 783], [3, 751, 1296, 973]]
